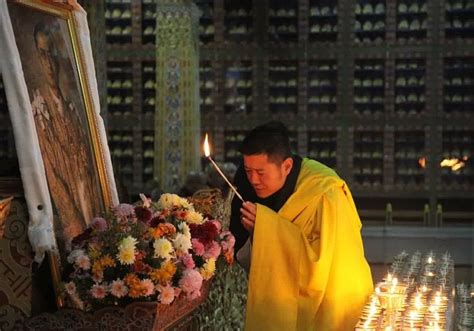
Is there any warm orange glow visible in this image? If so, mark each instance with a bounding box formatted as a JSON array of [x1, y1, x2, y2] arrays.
[[203, 133, 210, 157], [418, 157, 426, 168], [440, 157, 467, 171]]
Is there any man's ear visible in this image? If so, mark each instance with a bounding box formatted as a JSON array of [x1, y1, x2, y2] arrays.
[[282, 157, 293, 175]]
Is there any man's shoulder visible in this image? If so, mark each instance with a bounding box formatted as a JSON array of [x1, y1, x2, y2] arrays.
[[300, 158, 341, 180], [294, 158, 344, 196]]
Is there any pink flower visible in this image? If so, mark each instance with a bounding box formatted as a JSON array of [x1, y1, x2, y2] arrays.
[[91, 217, 108, 232], [110, 279, 128, 298], [64, 281, 76, 295], [220, 231, 236, 251], [141, 279, 155, 296], [181, 253, 195, 269], [76, 255, 91, 270], [192, 239, 205, 256], [112, 203, 135, 219], [90, 284, 107, 299], [92, 271, 104, 283], [179, 269, 203, 299], [204, 241, 221, 260], [158, 285, 175, 305]]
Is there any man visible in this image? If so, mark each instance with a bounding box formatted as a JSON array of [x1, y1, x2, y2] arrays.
[[230, 121, 373, 330], [30, 22, 102, 248]]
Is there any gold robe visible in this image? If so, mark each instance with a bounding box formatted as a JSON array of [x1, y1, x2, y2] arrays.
[[245, 158, 373, 330]]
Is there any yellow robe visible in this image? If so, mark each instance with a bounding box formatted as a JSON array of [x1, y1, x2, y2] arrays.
[[245, 158, 373, 331]]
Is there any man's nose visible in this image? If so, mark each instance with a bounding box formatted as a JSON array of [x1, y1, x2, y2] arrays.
[[248, 172, 260, 185]]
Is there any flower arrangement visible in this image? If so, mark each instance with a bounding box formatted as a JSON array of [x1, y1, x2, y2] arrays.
[[62, 193, 235, 311]]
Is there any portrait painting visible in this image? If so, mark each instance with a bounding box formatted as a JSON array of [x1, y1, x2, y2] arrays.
[[6, 1, 112, 259]]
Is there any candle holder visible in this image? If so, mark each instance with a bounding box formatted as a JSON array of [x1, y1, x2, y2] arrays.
[[377, 283, 407, 329]]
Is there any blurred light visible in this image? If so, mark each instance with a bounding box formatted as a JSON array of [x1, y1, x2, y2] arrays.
[[418, 157, 426, 168], [440, 157, 467, 171]]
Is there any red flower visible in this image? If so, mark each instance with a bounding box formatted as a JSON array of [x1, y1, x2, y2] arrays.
[[134, 206, 152, 223], [189, 221, 218, 246], [150, 216, 163, 228]]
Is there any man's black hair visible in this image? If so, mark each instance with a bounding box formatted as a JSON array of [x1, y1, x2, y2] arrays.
[[239, 121, 292, 164]]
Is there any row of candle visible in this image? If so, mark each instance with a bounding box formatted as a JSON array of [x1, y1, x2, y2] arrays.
[[356, 251, 454, 330], [455, 283, 473, 328]]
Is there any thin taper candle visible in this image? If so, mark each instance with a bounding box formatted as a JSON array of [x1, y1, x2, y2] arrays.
[[203, 133, 244, 202], [208, 156, 244, 202]]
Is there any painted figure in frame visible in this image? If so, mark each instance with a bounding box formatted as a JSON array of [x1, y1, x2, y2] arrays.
[[9, 7, 104, 252]]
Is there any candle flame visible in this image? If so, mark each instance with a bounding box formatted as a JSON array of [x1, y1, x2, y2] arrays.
[[428, 256, 433, 264], [203, 133, 211, 157]]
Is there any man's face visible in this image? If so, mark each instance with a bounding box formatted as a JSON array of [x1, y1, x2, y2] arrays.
[[36, 31, 58, 85], [243, 154, 293, 198]]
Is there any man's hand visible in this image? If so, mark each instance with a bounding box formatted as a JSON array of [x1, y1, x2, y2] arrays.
[[240, 201, 257, 233]]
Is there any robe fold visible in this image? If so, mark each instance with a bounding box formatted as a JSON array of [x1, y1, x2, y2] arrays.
[[245, 158, 373, 331]]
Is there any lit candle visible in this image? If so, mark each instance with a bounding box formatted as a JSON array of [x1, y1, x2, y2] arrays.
[[390, 278, 398, 293], [203, 134, 244, 202]]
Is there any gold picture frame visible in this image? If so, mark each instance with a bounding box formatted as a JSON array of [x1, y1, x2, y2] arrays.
[[6, 0, 114, 308]]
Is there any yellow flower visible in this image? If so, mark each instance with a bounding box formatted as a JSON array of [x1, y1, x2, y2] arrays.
[[153, 238, 174, 260], [117, 246, 135, 265], [185, 210, 204, 224], [158, 193, 192, 210], [200, 258, 216, 280]]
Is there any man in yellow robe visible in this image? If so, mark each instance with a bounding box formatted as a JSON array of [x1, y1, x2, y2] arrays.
[[230, 121, 373, 330]]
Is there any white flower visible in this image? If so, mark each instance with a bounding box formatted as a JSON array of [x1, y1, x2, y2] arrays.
[[119, 236, 138, 250], [153, 238, 174, 260], [185, 210, 204, 224], [178, 222, 191, 238], [173, 233, 192, 253], [117, 236, 137, 265]]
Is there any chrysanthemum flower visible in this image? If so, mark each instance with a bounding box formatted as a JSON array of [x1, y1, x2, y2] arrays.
[[141, 279, 155, 296], [178, 222, 191, 238], [112, 203, 135, 219], [158, 193, 191, 210], [158, 284, 175, 305], [203, 241, 222, 260], [191, 239, 205, 256], [90, 284, 107, 299], [149, 260, 177, 285], [173, 233, 192, 254], [185, 210, 204, 224], [200, 258, 216, 280], [76, 254, 91, 270], [117, 247, 135, 265], [153, 238, 174, 260], [179, 269, 203, 299], [64, 281, 77, 295], [110, 279, 128, 298]]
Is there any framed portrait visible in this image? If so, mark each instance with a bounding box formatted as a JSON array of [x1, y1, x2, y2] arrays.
[[5, 0, 115, 306]]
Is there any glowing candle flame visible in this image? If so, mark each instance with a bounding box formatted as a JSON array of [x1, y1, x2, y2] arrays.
[[203, 134, 211, 157], [428, 256, 433, 264], [390, 278, 398, 293], [202, 133, 244, 202]]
